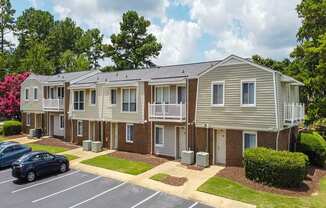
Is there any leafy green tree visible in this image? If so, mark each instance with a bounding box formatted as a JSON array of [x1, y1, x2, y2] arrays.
[[59, 50, 90, 72], [77, 28, 104, 69], [252, 55, 291, 74], [104, 10, 162, 70], [21, 42, 54, 75], [0, 0, 15, 53]]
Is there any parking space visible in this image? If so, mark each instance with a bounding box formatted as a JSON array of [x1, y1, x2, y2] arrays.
[[0, 168, 213, 208]]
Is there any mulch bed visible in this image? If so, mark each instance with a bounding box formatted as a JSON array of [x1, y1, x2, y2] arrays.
[[31, 137, 79, 150], [109, 151, 169, 167], [161, 175, 188, 186], [216, 166, 326, 197]]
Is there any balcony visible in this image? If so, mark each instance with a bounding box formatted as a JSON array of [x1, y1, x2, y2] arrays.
[[43, 99, 64, 111], [284, 103, 305, 125], [149, 103, 186, 122]]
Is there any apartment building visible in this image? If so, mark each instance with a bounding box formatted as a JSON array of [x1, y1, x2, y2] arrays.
[[20, 55, 305, 166]]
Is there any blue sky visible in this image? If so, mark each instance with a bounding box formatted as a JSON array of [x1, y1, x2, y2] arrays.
[[11, 0, 301, 65]]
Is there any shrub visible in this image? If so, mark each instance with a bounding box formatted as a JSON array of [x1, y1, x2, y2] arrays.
[[3, 120, 22, 136], [297, 131, 326, 167], [244, 147, 309, 188]]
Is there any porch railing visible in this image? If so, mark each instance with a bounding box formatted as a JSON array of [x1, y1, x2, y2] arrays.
[[43, 99, 64, 111], [149, 103, 186, 121], [284, 103, 305, 125]]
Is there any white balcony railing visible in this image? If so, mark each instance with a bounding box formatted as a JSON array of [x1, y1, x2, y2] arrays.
[[149, 103, 186, 121], [284, 103, 305, 125], [43, 99, 64, 111]]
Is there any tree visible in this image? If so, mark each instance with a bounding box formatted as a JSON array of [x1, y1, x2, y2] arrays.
[[0, 72, 29, 118], [77, 28, 104, 69], [21, 42, 54, 75], [59, 50, 90, 72], [104, 10, 162, 70], [0, 0, 15, 53], [252, 55, 291, 74]]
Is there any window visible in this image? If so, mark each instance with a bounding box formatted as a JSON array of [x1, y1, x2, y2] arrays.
[[58, 87, 64, 99], [26, 113, 31, 126], [33, 87, 38, 100], [110, 89, 116, 105], [155, 126, 164, 146], [155, 86, 170, 104], [241, 80, 256, 106], [126, 124, 134, 143], [177, 86, 186, 104], [211, 81, 224, 106], [25, 88, 29, 100], [77, 120, 83, 136], [122, 88, 136, 112], [49, 87, 55, 99], [59, 115, 64, 129], [73, 91, 85, 110], [42, 153, 55, 160], [90, 89, 96, 105], [243, 132, 257, 153]]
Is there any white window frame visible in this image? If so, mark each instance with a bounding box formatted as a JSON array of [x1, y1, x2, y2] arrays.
[[59, 114, 64, 130], [25, 88, 29, 101], [211, 81, 225, 107], [176, 85, 186, 104], [49, 87, 55, 99], [155, 86, 170, 104], [242, 131, 257, 154], [89, 89, 96, 106], [33, 87, 38, 101], [154, 125, 164, 147], [26, 113, 31, 126], [125, 123, 134, 143], [121, 88, 137, 113], [110, 88, 117, 105], [240, 79, 256, 107], [77, 120, 83, 137], [57, 87, 64, 99], [73, 90, 85, 111]]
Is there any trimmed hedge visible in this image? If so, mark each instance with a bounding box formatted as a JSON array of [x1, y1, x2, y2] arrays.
[[3, 120, 22, 136], [297, 131, 326, 167], [244, 147, 309, 188]]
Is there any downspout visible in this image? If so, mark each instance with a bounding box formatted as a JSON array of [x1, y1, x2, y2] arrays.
[[101, 86, 105, 143], [186, 79, 189, 150], [273, 71, 280, 150], [150, 85, 153, 154], [206, 124, 209, 152]]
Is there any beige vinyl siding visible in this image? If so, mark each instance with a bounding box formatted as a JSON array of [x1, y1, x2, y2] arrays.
[[20, 79, 44, 112], [196, 63, 277, 131]]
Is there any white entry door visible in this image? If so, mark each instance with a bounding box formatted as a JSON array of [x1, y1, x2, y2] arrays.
[[215, 129, 226, 164], [110, 123, 118, 149], [178, 127, 187, 158]]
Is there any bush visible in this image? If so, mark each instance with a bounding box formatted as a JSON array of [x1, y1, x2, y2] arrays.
[[244, 147, 309, 188], [3, 120, 22, 136], [297, 131, 326, 167]]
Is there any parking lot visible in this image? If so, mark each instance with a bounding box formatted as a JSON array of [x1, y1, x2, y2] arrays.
[[0, 168, 213, 208]]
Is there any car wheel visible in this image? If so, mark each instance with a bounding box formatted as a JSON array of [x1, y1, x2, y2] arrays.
[[59, 163, 67, 173], [26, 171, 36, 182]]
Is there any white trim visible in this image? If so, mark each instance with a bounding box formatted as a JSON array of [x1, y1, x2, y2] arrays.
[[72, 90, 86, 112], [273, 72, 279, 129], [176, 85, 186, 104], [77, 120, 83, 137], [240, 79, 256, 107], [33, 87, 38, 101], [154, 125, 164, 147], [24, 88, 30, 101], [242, 131, 257, 155], [59, 114, 64, 130], [109, 88, 117, 106], [211, 81, 225, 107], [121, 87, 138, 113], [89, 89, 96, 106], [154, 85, 171, 104], [125, 123, 134, 143]]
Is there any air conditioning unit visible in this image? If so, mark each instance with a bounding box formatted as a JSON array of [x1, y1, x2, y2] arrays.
[[82, 140, 92, 151], [91, 141, 103, 153], [28, 129, 36, 139], [181, 150, 194, 165], [196, 152, 209, 167]]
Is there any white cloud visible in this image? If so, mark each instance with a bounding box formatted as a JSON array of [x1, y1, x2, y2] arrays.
[[150, 19, 201, 65]]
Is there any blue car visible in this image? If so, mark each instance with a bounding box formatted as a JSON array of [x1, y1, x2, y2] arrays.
[[12, 152, 69, 182], [0, 143, 31, 168]]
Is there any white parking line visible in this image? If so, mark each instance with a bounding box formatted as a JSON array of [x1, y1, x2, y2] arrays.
[[68, 181, 127, 208], [188, 202, 199, 208], [0, 179, 15, 185], [130, 191, 160, 208], [32, 176, 102, 203], [11, 170, 80, 193]]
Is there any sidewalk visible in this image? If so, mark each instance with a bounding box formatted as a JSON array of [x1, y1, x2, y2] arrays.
[[7, 136, 36, 144]]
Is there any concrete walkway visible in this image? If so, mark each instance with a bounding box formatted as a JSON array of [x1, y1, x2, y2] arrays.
[[6, 136, 36, 144]]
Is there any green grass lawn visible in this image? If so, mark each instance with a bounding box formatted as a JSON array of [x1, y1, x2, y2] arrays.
[[81, 155, 154, 175], [27, 143, 68, 154], [63, 154, 79, 161], [150, 173, 169, 182], [198, 176, 326, 208]]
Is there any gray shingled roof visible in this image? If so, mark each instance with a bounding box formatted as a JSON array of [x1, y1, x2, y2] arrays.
[[46, 71, 92, 83], [72, 60, 221, 85]]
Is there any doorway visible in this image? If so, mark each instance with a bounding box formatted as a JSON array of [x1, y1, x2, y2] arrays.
[[110, 123, 118, 149], [177, 127, 187, 158], [215, 129, 226, 164]]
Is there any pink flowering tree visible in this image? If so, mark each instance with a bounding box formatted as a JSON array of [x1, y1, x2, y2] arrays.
[[0, 72, 30, 119]]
